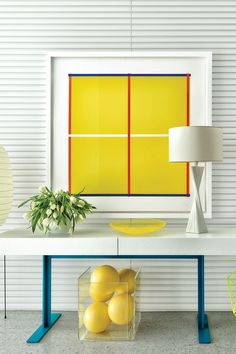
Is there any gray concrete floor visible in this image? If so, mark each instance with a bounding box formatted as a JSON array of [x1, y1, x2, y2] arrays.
[[0, 311, 235, 354]]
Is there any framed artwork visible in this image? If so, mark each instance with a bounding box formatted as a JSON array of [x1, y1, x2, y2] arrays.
[[48, 52, 212, 218]]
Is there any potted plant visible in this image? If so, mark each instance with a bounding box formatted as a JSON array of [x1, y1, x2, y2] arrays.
[[19, 186, 96, 234]]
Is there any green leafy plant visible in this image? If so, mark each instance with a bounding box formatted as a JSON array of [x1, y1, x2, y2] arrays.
[[18, 186, 96, 234]]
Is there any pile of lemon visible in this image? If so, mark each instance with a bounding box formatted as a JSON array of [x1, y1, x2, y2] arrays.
[[83, 265, 136, 334]]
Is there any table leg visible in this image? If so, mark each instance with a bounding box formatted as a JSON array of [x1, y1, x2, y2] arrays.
[[27, 256, 61, 343], [197, 256, 211, 344], [4, 255, 7, 319]]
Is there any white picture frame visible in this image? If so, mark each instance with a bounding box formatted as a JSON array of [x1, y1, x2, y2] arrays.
[[47, 51, 212, 219]]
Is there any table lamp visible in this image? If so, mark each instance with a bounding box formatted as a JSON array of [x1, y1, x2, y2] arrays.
[[0, 146, 13, 225], [169, 126, 223, 234]]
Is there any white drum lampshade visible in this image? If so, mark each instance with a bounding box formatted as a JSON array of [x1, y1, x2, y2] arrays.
[[169, 126, 223, 234], [0, 146, 13, 225], [169, 126, 223, 163]]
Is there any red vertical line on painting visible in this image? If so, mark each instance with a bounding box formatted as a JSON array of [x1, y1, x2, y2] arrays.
[[186, 73, 190, 126], [68, 76, 72, 192], [186, 73, 190, 195], [128, 75, 131, 195]]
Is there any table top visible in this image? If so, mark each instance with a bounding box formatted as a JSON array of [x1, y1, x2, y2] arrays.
[[0, 225, 235, 256]]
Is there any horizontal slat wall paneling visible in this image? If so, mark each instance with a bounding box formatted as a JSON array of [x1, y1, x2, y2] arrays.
[[0, 0, 235, 311]]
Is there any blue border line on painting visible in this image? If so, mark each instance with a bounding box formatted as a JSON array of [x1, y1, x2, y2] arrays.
[[68, 73, 191, 77], [80, 194, 191, 197]]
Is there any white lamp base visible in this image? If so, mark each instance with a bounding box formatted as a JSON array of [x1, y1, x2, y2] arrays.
[[186, 166, 208, 234]]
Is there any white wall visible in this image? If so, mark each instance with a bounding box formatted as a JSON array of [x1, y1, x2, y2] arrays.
[[0, 0, 235, 311]]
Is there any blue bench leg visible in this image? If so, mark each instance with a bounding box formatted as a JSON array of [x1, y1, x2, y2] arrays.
[[198, 256, 211, 344], [27, 256, 61, 343]]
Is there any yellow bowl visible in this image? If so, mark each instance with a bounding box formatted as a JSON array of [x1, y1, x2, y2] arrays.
[[110, 219, 166, 236]]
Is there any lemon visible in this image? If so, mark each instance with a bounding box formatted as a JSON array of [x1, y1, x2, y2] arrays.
[[108, 293, 134, 325], [83, 302, 110, 333], [89, 283, 113, 302], [90, 265, 119, 293], [116, 268, 136, 294]]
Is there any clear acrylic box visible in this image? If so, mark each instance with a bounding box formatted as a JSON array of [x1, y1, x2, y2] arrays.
[[78, 266, 141, 341], [227, 270, 236, 316]]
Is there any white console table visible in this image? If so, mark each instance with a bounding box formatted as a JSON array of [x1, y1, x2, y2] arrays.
[[1, 226, 235, 344]]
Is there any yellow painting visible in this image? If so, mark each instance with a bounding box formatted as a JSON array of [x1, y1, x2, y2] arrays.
[[131, 137, 187, 195], [69, 74, 190, 196], [70, 76, 127, 134], [131, 76, 187, 134], [70, 137, 127, 195]]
